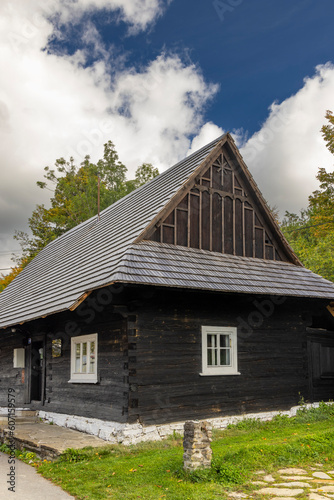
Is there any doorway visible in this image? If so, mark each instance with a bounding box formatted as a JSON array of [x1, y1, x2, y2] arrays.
[[308, 332, 334, 402], [25, 339, 45, 404], [30, 341, 44, 401]]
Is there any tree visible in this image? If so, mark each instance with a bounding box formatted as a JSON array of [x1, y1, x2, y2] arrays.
[[321, 110, 334, 155], [308, 168, 334, 237], [0, 260, 28, 293], [282, 110, 334, 281], [1, 141, 159, 291]]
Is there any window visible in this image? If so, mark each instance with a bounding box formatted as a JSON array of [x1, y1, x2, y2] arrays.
[[52, 339, 62, 358], [13, 348, 25, 368], [201, 326, 239, 376], [69, 333, 98, 383]]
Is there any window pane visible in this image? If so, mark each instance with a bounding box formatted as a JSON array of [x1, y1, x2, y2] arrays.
[[207, 348, 219, 366], [52, 339, 62, 358], [207, 334, 217, 348], [89, 342, 95, 373], [220, 349, 231, 366], [82, 342, 87, 373], [220, 334, 229, 347], [75, 344, 80, 372], [207, 349, 213, 366]]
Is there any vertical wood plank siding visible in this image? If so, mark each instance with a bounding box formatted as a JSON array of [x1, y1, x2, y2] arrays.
[[149, 152, 287, 261]]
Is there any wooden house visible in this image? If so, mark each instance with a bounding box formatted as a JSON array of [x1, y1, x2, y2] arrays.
[[1, 133, 334, 440]]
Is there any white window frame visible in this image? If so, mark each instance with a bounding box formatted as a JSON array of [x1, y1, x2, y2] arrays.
[[69, 333, 98, 383], [200, 326, 240, 376]]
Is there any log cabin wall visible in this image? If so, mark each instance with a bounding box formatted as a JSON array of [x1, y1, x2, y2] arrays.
[[0, 331, 26, 405], [149, 148, 286, 261], [0, 303, 129, 422], [127, 288, 327, 426], [43, 311, 128, 421]]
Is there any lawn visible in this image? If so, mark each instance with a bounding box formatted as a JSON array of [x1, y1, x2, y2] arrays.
[[3, 402, 334, 500]]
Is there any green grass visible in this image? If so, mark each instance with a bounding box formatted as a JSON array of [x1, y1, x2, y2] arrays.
[[6, 402, 334, 499]]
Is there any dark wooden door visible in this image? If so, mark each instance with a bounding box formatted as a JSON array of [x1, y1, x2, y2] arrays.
[[25, 340, 45, 403], [308, 333, 334, 402], [31, 341, 43, 401]]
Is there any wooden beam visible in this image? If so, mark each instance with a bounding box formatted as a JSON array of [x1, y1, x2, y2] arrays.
[[69, 291, 92, 311], [327, 303, 334, 317]]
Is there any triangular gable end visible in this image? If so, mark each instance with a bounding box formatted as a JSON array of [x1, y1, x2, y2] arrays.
[[140, 134, 300, 265]]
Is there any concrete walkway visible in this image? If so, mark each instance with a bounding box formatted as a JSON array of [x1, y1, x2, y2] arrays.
[[0, 417, 108, 460], [0, 452, 75, 499]]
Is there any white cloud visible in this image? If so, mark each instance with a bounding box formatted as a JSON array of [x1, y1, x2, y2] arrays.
[[62, 0, 171, 33], [0, 0, 217, 270], [108, 56, 219, 169], [187, 122, 225, 156], [0, 0, 170, 38], [241, 63, 334, 216]]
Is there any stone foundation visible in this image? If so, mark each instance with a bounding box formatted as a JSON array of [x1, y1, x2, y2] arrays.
[[0, 402, 330, 446], [183, 420, 212, 471]]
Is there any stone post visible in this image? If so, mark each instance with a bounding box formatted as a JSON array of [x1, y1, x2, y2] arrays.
[[183, 420, 212, 471]]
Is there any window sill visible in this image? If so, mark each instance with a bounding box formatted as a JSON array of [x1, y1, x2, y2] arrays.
[[199, 371, 241, 377], [68, 378, 98, 384]]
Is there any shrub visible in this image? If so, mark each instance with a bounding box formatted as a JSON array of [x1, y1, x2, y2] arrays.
[[295, 401, 334, 424]]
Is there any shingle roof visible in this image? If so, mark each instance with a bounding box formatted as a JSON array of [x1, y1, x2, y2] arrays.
[[0, 134, 225, 329], [1, 132, 333, 330], [113, 241, 334, 299]]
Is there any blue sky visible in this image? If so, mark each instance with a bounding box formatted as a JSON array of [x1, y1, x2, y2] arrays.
[[48, 0, 334, 135], [0, 0, 334, 270]]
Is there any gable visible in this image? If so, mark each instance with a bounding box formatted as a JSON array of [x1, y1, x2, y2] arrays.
[[146, 140, 295, 263]]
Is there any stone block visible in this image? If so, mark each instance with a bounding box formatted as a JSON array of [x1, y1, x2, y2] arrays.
[[183, 420, 212, 471]]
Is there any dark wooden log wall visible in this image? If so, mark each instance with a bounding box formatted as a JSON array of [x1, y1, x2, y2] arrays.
[[0, 332, 26, 405], [128, 289, 329, 426], [1, 286, 332, 425], [42, 312, 128, 421], [149, 151, 287, 261], [0, 303, 129, 422]]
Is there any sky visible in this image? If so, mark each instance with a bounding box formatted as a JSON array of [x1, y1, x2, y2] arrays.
[[1, 0, 334, 271]]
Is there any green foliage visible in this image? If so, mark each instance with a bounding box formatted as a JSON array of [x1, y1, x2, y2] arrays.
[[0, 443, 12, 454], [1, 141, 159, 292], [186, 467, 212, 483], [211, 460, 245, 484], [295, 401, 334, 423], [281, 111, 334, 281], [59, 448, 91, 463], [322, 110, 334, 155], [226, 413, 290, 431], [0, 259, 28, 292], [227, 417, 263, 431], [184, 460, 244, 485], [270, 413, 292, 427], [0, 444, 39, 464]]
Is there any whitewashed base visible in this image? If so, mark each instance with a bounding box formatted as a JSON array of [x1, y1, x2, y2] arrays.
[[0, 402, 331, 445], [38, 402, 330, 445]]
